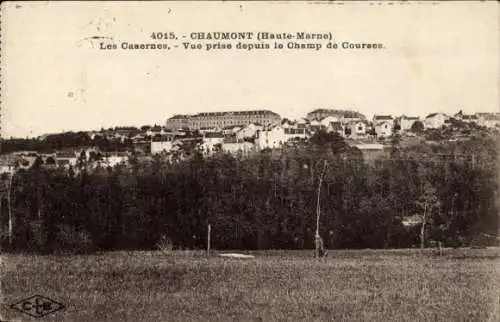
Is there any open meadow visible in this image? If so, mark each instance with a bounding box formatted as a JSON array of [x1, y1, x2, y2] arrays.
[[1, 248, 499, 321]]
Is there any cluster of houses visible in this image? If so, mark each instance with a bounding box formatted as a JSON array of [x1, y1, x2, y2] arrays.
[[0, 148, 131, 174], [84, 109, 500, 158], [1, 109, 498, 173], [188, 114, 397, 157], [85, 125, 171, 144], [158, 110, 499, 157]]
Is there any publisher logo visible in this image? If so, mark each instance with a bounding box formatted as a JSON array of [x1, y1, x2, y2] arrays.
[[10, 295, 65, 318]]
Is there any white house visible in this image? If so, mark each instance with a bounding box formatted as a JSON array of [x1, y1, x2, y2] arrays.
[[477, 113, 500, 128], [371, 115, 394, 138], [326, 122, 344, 136], [256, 125, 286, 150], [221, 138, 255, 155], [235, 123, 263, 141], [199, 127, 220, 135], [103, 152, 129, 167], [372, 115, 394, 126], [309, 119, 321, 127], [151, 141, 173, 155], [202, 133, 225, 144], [461, 114, 479, 123], [424, 113, 450, 129], [454, 110, 480, 124], [284, 128, 308, 141], [346, 121, 367, 137], [55, 151, 78, 168], [375, 121, 393, 138], [320, 116, 340, 128], [399, 116, 420, 131], [199, 133, 224, 155], [222, 125, 242, 136]]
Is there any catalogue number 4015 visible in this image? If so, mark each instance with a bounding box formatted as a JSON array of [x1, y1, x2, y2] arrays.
[[150, 32, 177, 40]]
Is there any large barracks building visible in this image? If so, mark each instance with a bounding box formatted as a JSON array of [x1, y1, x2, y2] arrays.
[[166, 110, 281, 131]]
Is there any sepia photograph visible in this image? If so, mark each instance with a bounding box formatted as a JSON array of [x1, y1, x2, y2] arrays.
[[0, 1, 499, 321]]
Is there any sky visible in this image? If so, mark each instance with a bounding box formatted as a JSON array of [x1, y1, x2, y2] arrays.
[[1, 1, 499, 138]]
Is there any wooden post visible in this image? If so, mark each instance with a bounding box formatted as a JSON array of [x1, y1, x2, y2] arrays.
[[438, 241, 443, 257], [7, 170, 14, 247], [207, 224, 211, 256]]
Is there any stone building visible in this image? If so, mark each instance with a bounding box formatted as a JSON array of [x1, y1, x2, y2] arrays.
[[165, 115, 190, 130], [166, 110, 281, 131], [188, 110, 281, 130]]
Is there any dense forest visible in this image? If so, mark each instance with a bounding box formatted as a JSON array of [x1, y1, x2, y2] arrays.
[[0, 131, 498, 253]]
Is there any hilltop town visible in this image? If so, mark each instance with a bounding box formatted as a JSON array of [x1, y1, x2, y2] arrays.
[[0, 108, 499, 171]]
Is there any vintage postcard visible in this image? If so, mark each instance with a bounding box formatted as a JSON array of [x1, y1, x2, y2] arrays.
[[0, 1, 498, 321]]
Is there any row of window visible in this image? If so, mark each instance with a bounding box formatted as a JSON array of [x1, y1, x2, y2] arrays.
[[189, 119, 275, 128]]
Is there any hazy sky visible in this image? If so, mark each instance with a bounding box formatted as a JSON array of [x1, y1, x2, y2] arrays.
[[1, 1, 498, 138]]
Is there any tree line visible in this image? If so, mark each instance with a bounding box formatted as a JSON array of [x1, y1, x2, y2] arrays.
[[1, 132, 134, 154], [0, 131, 498, 253]]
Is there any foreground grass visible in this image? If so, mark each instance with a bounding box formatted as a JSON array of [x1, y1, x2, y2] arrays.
[[1, 248, 499, 321]]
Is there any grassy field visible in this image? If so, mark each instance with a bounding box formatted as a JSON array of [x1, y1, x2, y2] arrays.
[[1, 248, 499, 321]]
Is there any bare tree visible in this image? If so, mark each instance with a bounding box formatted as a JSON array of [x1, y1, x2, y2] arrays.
[[7, 164, 19, 247], [315, 159, 328, 258], [416, 183, 441, 249]]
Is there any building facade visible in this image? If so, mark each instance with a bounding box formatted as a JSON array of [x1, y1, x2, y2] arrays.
[[424, 113, 450, 129], [399, 116, 420, 131], [186, 110, 281, 130], [372, 115, 394, 138], [256, 125, 286, 150], [326, 122, 344, 136], [165, 115, 190, 130], [221, 139, 255, 155], [236, 123, 263, 141], [375, 121, 393, 138], [346, 121, 368, 137], [199, 133, 224, 155], [284, 128, 308, 141], [477, 113, 500, 128], [151, 141, 173, 155], [319, 116, 341, 127]]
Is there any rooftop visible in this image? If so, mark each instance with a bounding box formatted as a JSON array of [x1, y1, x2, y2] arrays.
[[425, 112, 448, 118], [401, 116, 420, 120], [223, 125, 243, 130], [373, 115, 393, 120], [169, 114, 191, 120], [462, 114, 479, 120], [204, 132, 224, 138], [329, 122, 343, 131], [193, 110, 280, 117]]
